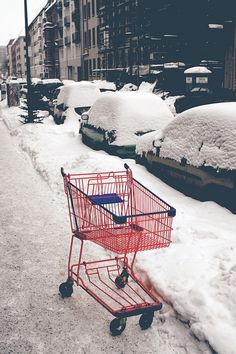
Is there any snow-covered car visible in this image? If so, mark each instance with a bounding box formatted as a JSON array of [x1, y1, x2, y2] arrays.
[[136, 102, 236, 212], [92, 80, 116, 92], [53, 81, 101, 124], [80, 91, 174, 158]]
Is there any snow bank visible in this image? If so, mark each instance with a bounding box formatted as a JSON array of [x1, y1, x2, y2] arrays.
[[92, 80, 116, 91], [87, 91, 174, 145], [138, 81, 156, 93], [120, 83, 138, 91], [184, 66, 212, 74], [57, 81, 101, 108]]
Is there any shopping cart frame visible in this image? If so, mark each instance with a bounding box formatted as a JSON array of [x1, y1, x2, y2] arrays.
[[59, 164, 176, 335]]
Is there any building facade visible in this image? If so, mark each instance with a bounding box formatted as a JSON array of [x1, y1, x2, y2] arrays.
[[81, 0, 101, 80], [0, 46, 8, 78], [44, 0, 60, 79], [5, 0, 236, 91], [224, 16, 236, 90], [57, 0, 82, 80], [6, 37, 26, 78], [29, 8, 46, 78]]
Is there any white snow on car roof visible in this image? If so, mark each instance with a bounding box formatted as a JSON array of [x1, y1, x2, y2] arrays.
[[87, 91, 174, 145], [57, 81, 101, 108], [137, 102, 236, 170], [184, 66, 212, 74]]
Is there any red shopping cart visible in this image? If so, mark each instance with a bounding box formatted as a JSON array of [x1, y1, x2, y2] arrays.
[[59, 164, 176, 335]]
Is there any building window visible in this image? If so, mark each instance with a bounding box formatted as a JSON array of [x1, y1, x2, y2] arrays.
[[88, 29, 91, 48], [97, 57, 101, 69], [87, 2, 91, 18], [84, 32, 87, 48], [93, 58, 96, 70], [83, 4, 87, 19], [92, 27, 96, 46], [92, 0, 95, 16], [89, 59, 92, 76]]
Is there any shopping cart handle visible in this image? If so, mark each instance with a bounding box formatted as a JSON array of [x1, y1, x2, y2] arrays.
[[124, 163, 130, 170], [61, 167, 66, 177]]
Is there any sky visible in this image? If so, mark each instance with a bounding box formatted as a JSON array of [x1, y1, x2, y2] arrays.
[[0, 0, 48, 46]]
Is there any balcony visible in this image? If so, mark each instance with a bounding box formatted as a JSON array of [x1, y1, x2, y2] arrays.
[[65, 36, 71, 46], [72, 31, 80, 43], [64, 16, 70, 27], [64, 0, 69, 7]]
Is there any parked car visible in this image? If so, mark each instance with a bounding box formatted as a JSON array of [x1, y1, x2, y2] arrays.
[[53, 81, 101, 124], [174, 87, 236, 113], [92, 80, 116, 92], [80, 91, 174, 158], [136, 102, 236, 212]]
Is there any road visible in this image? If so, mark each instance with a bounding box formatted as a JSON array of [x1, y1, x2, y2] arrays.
[[0, 119, 211, 354]]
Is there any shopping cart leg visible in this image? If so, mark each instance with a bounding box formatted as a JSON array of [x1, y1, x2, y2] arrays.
[[110, 317, 127, 336]]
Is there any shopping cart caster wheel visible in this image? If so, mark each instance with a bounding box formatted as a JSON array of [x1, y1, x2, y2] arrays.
[[139, 312, 154, 330], [115, 268, 129, 289], [59, 282, 73, 298], [115, 276, 126, 289], [110, 318, 126, 336]]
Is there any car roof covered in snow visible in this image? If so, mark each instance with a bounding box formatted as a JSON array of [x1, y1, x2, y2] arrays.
[[87, 91, 174, 145], [137, 102, 236, 170], [57, 81, 101, 108]]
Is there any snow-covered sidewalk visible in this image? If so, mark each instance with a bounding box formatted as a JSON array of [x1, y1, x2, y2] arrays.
[[1, 102, 236, 354]]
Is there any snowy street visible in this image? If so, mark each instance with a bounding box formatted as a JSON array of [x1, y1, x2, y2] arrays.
[[0, 104, 236, 354]]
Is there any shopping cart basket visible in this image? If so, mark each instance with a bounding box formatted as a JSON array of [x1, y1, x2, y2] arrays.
[[59, 164, 176, 335]]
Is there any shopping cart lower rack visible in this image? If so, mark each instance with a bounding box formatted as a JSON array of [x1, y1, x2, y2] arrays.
[[59, 164, 176, 335]]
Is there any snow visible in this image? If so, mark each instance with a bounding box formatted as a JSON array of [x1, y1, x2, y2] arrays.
[[86, 91, 174, 145], [62, 79, 76, 86], [57, 81, 101, 108], [1, 99, 236, 354], [138, 81, 156, 93], [136, 102, 236, 170], [92, 80, 116, 91], [120, 83, 138, 91], [184, 66, 212, 74], [40, 78, 62, 85]]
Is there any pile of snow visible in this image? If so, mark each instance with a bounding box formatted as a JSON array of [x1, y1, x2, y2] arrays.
[[120, 83, 138, 91], [184, 66, 212, 74], [57, 81, 101, 108], [62, 79, 76, 86], [92, 80, 116, 91], [137, 102, 236, 170], [87, 91, 174, 145], [138, 81, 156, 93], [40, 78, 62, 85]]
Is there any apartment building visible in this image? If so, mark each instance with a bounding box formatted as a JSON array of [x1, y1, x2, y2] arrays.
[[224, 16, 236, 90], [29, 8, 46, 78], [44, 0, 60, 78], [7, 39, 15, 77], [57, 0, 82, 80], [0, 46, 7, 77], [81, 0, 101, 80], [6, 37, 26, 78]]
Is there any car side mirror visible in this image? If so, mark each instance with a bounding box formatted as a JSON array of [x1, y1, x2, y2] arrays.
[[81, 114, 89, 122]]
